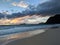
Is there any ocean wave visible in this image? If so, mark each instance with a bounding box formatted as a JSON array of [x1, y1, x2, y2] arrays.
[[0, 24, 60, 36]]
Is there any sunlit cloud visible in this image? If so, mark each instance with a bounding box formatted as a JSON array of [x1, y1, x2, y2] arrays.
[[12, 1, 29, 8], [24, 15, 50, 24], [17, 1, 29, 8], [12, 2, 17, 6], [0, 15, 50, 25]]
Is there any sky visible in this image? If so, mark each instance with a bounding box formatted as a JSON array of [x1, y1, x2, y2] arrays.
[[0, 0, 60, 25], [0, 0, 60, 15], [0, 0, 49, 14]]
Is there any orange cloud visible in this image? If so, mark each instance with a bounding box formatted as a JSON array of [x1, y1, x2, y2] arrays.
[[0, 15, 50, 25]]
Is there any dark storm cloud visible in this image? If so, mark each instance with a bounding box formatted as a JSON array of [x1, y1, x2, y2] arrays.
[[0, 0, 60, 18], [22, 0, 60, 16], [36, 0, 60, 15]]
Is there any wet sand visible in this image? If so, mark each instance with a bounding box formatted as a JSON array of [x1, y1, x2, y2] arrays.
[[0, 29, 45, 45], [6, 28, 60, 45]]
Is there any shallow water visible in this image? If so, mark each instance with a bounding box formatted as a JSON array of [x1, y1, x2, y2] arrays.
[[0, 24, 60, 36], [0, 29, 46, 45]]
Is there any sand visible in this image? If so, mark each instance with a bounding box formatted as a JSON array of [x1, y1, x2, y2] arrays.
[[0, 29, 45, 45], [6, 28, 60, 45]]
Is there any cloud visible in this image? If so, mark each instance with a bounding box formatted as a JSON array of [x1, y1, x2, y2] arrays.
[[24, 15, 50, 24], [36, 0, 60, 14], [2, 11, 10, 14], [21, 0, 60, 15], [12, 1, 29, 8], [12, 2, 17, 6], [17, 1, 29, 8], [10, 0, 60, 16]]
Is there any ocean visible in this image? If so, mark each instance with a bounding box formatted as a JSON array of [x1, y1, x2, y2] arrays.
[[0, 24, 60, 45], [0, 24, 60, 36]]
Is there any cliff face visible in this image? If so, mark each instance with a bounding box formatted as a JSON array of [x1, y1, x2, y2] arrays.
[[46, 14, 60, 24]]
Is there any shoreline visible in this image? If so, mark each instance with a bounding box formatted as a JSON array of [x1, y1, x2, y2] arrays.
[[0, 29, 46, 45]]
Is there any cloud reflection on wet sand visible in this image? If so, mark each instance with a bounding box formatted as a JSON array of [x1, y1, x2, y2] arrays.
[[0, 29, 46, 45]]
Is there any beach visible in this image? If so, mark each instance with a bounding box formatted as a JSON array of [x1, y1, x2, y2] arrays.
[[3, 28, 59, 45], [0, 29, 46, 45]]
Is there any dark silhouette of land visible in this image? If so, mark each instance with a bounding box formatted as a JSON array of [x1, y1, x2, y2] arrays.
[[46, 14, 60, 24]]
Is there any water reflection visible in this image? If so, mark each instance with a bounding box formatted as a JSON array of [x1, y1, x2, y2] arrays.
[[0, 29, 46, 45]]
